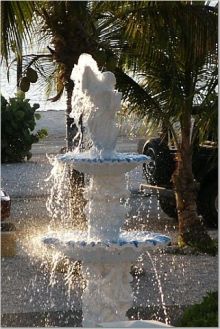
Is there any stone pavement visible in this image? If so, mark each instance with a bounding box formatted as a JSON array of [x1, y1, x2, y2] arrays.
[[1, 134, 218, 327]]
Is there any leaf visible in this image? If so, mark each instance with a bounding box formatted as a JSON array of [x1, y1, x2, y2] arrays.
[[37, 128, 48, 139], [35, 113, 41, 120], [15, 110, 25, 120], [27, 152, 32, 160], [33, 103, 40, 110]]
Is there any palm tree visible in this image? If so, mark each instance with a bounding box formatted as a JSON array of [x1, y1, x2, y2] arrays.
[[1, 1, 36, 89], [1, 1, 126, 148], [34, 1, 99, 151], [1, 1, 94, 228], [16, 1, 132, 229], [95, 1, 218, 253]]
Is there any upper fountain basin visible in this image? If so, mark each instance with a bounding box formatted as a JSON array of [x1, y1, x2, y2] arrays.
[[57, 151, 149, 176]]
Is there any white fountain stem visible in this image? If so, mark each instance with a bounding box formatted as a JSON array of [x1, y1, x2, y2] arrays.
[[84, 174, 130, 241], [82, 261, 133, 327]]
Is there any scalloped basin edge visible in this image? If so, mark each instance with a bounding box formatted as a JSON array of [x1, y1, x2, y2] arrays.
[[57, 152, 150, 175], [42, 230, 171, 264]]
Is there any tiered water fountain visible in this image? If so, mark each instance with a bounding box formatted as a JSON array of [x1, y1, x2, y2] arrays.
[[43, 54, 171, 327]]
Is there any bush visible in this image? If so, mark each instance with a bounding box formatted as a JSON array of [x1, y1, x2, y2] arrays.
[[176, 291, 218, 327], [1, 93, 47, 163]]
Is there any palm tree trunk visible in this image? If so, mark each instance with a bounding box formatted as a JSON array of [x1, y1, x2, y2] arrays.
[[65, 78, 76, 151], [16, 39, 22, 92], [17, 55, 22, 91], [65, 76, 87, 230], [172, 122, 215, 251]]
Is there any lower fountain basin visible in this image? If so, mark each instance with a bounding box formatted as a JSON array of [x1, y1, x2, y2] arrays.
[[57, 152, 149, 176], [42, 231, 171, 264]]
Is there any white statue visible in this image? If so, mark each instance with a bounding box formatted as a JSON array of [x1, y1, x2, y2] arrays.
[[70, 54, 122, 158]]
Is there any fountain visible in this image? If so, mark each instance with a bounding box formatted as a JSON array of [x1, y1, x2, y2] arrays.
[[43, 54, 171, 327]]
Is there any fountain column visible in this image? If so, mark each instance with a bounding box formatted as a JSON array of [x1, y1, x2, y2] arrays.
[[84, 174, 130, 241], [82, 262, 133, 327], [82, 172, 133, 326]]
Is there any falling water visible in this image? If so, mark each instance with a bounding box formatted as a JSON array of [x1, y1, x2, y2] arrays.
[[45, 155, 87, 232], [146, 251, 170, 325], [48, 252, 84, 301]]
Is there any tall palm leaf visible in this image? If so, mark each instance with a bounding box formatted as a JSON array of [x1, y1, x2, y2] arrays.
[[1, 1, 36, 64]]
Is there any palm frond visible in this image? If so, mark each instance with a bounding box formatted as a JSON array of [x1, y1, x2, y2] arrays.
[[95, 1, 217, 145], [1, 1, 36, 65]]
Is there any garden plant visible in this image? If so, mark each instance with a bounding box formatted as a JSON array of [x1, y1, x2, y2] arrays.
[[1, 93, 47, 163]]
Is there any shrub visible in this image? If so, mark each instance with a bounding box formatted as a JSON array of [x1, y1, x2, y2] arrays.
[[1, 93, 47, 163], [176, 291, 218, 327]]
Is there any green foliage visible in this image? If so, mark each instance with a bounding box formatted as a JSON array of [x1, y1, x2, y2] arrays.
[[1, 93, 47, 163], [177, 291, 218, 327], [177, 235, 218, 256], [190, 239, 218, 256]]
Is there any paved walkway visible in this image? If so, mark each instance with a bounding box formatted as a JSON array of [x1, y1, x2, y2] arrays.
[[1, 132, 218, 327]]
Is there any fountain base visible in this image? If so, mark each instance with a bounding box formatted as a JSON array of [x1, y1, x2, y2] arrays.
[[82, 262, 133, 327], [42, 230, 171, 326]]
